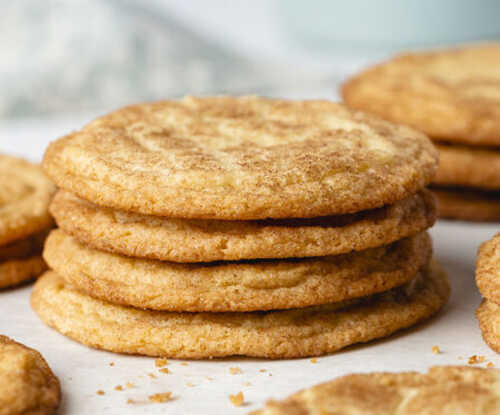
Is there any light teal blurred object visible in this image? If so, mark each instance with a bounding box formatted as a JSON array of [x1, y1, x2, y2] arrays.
[[279, 0, 500, 52]]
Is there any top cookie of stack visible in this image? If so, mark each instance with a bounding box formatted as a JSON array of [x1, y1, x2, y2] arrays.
[[35, 96, 448, 359], [343, 43, 500, 221]]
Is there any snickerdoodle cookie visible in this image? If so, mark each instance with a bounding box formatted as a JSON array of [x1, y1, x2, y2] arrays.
[[477, 300, 500, 354], [31, 261, 448, 359], [251, 366, 500, 414], [433, 187, 500, 222], [476, 233, 500, 303], [0, 256, 47, 290], [50, 189, 436, 262], [43, 229, 431, 312], [343, 44, 500, 146], [0, 230, 47, 263], [0, 230, 49, 289], [474, 233, 500, 352], [0, 335, 60, 415], [42, 96, 437, 220], [0, 154, 54, 246], [434, 143, 500, 190]]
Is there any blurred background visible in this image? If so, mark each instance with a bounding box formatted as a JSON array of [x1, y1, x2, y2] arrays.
[[2, 0, 500, 157]]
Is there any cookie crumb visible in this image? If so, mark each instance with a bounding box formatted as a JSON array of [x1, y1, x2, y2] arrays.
[[155, 358, 168, 367], [229, 391, 244, 407], [488, 362, 495, 368], [148, 373, 157, 379], [109, 362, 115, 367], [181, 362, 188, 366], [127, 398, 135, 404], [230, 367, 242, 375], [96, 390, 105, 395], [310, 358, 318, 363], [126, 382, 136, 389], [186, 382, 195, 387], [468, 355, 485, 365], [259, 369, 267, 373], [458, 356, 462, 360], [149, 392, 172, 403], [159, 368, 170, 374], [114, 385, 123, 391], [432, 345, 441, 354]]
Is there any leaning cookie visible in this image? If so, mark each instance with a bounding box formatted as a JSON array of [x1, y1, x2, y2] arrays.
[[433, 187, 500, 222], [43, 229, 432, 312], [50, 189, 436, 262], [0, 335, 60, 415], [0, 154, 55, 247], [31, 261, 449, 359], [476, 233, 500, 303], [476, 235, 500, 353], [251, 366, 500, 414], [477, 300, 500, 354]]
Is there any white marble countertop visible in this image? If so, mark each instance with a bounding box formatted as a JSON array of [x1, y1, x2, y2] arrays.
[[1, 118, 498, 414]]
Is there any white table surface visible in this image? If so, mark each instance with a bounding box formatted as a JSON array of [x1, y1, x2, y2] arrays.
[[1, 117, 498, 414]]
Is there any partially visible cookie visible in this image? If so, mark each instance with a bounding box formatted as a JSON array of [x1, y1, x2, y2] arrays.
[[43, 229, 432, 312], [251, 366, 500, 415], [0, 335, 60, 415], [0, 256, 47, 290], [43, 96, 437, 219], [477, 300, 500, 354], [433, 187, 500, 221], [476, 233, 500, 303], [343, 43, 500, 146], [0, 154, 55, 246], [434, 143, 500, 190], [50, 189, 436, 262], [31, 261, 449, 359]]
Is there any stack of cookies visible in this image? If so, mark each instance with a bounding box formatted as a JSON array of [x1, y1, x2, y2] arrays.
[[476, 233, 500, 353], [343, 43, 500, 221], [33, 96, 449, 359], [0, 154, 54, 290]]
